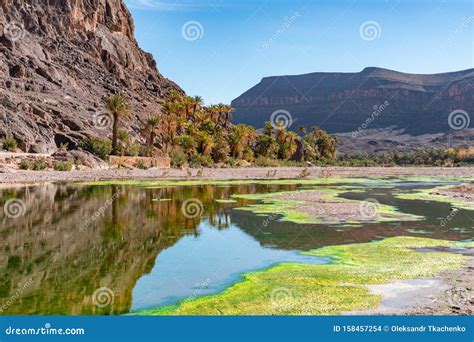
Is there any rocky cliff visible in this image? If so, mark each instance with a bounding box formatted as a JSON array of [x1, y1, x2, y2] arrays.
[[232, 68, 473, 135], [0, 0, 182, 153]]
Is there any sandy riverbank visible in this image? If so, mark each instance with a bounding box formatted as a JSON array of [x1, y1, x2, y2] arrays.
[[0, 166, 473, 184]]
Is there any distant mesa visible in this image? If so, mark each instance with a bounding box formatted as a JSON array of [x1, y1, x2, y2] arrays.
[[231, 67, 474, 136]]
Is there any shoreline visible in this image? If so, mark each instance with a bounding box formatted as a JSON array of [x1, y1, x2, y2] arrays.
[[0, 166, 473, 184]]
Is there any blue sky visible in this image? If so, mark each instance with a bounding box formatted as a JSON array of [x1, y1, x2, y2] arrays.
[[126, 0, 473, 104]]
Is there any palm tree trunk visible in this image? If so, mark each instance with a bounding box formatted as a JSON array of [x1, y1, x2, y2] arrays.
[[111, 113, 119, 155]]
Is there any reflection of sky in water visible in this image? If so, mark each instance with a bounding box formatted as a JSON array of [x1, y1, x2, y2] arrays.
[[131, 221, 328, 311]]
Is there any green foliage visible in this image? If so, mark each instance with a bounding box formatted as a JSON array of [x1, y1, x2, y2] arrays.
[[79, 137, 112, 160], [53, 160, 73, 171], [135, 159, 148, 170], [19, 159, 31, 170], [169, 147, 188, 168], [2, 137, 17, 152], [32, 158, 47, 171], [189, 155, 214, 168], [337, 147, 474, 167], [254, 156, 280, 167]]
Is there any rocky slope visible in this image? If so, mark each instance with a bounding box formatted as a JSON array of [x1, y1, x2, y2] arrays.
[[232, 68, 474, 136], [0, 0, 182, 153]]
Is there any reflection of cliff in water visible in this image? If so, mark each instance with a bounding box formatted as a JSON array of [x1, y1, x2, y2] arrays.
[[0, 184, 190, 314], [0, 183, 291, 315]]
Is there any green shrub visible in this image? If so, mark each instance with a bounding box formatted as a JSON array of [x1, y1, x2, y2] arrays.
[[19, 159, 30, 170], [135, 159, 148, 170], [32, 158, 47, 171], [79, 137, 112, 160], [169, 147, 188, 168], [53, 160, 73, 171], [189, 155, 214, 168], [254, 156, 280, 167], [3, 137, 17, 152]]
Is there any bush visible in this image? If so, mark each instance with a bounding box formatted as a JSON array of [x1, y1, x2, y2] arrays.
[[79, 137, 112, 160], [32, 158, 47, 171], [2, 137, 17, 152], [19, 159, 31, 170], [254, 156, 280, 167], [53, 160, 73, 171], [169, 147, 188, 168], [189, 155, 214, 168], [135, 159, 148, 170]]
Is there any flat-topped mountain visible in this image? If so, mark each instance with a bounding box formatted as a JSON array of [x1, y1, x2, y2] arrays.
[[0, 0, 181, 153], [231, 67, 473, 135]]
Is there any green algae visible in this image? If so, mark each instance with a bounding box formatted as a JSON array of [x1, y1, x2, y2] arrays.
[[395, 185, 474, 210], [405, 229, 432, 234], [135, 236, 468, 315], [232, 188, 424, 225], [74, 175, 474, 188], [215, 199, 238, 204]]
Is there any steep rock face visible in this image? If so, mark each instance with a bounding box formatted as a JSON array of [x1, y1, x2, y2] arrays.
[[231, 68, 474, 135], [0, 0, 182, 153]]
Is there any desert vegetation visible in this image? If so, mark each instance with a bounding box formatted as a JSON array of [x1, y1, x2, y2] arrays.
[[79, 91, 338, 168]]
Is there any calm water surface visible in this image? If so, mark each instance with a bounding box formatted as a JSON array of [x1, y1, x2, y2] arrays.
[[0, 181, 472, 314]]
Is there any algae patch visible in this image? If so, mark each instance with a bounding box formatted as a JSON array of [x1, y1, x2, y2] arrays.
[[232, 188, 423, 225], [134, 236, 468, 315], [395, 185, 474, 210]]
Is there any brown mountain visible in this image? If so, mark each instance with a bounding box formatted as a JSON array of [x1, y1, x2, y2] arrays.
[[231, 67, 473, 135], [0, 0, 181, 153]]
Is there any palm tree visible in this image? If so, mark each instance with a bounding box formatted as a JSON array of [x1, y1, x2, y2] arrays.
[[222, 105, 234, 128], [192, 96, 203, 118], [105, 94, 132, 155], [216, 103, 227, 126], [144, 115, 160, 156]]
